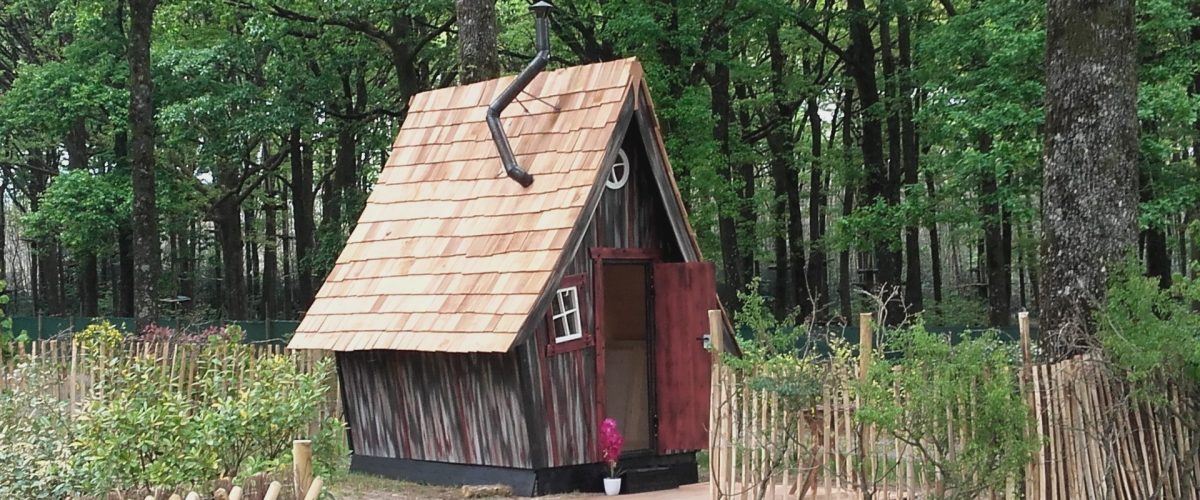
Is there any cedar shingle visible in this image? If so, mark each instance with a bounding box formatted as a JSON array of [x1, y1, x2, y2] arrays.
[[289, 59, 640, 353]]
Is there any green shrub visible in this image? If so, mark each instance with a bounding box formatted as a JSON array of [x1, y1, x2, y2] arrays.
[[68, 325, 344, 495], [857, 323, 1037, 498], [922, 293, 989, 328], [0, 362, 81, 498], [1096, 263, 1200, 403]]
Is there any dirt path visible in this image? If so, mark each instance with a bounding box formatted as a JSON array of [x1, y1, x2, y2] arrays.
[[329, 474, 857, 500]]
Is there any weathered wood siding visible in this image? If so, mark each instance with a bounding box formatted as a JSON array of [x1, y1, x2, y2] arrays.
[[338, 350, 534, 468], [339, 125, 687, 470], [534, 127, 685, 467]]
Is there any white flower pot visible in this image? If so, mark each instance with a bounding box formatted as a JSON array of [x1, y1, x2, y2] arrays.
[[603, 477, 622, 496]]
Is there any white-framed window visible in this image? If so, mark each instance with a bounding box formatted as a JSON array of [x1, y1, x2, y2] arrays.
[[605, 148, 630, 190], [552, 286, 583, 343]]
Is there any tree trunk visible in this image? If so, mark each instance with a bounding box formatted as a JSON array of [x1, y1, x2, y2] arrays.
[[838, 88, 855, 321], [244, 207, 259, 317], [879, 5, 905, 313], [128, 0, 160, 329], [280, 186, 295, 316], [767, 27, 804, 318], [80, 254, 98, 317], [28, 151, 63, 315], [455, 0, 499, 84], [980, 135, 1009, 327], [1040, 0, 1138, 355], [117, 227, 134, 317], [0, 180, 8, 284], [290, 127, 316, 311], [925, 171, 943, 303], [65, 118, 97, 316], [898, 6, 923, 312], [1145, 227, 1172, 288], [215, 196, 247, 320], [806, 98, 828, 318], [263, 175, 278, 321], [847, 0, 900, 317], [709, 29, 747, 299]]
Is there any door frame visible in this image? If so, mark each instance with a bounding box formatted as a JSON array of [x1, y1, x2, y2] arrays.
[[590, 247, 662, 454]]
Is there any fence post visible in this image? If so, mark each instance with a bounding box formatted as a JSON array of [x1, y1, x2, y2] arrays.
[[293, 439, 313, 498], [858, 311, 874, 489], [1018, 311, 1034, 498], [708, 309, 723, 499]]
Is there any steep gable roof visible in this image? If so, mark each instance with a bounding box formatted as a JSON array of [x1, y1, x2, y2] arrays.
[[289, 59, 648, 352]]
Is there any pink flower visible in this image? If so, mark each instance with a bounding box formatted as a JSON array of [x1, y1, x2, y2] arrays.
[[599, 418, 623, 477]]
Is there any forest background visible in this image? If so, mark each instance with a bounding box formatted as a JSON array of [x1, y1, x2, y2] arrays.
[[0, 0, 1194, 330]]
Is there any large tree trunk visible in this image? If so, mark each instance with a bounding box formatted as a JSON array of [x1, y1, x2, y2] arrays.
[[28, 151, 63, 316], [215, 195, 247, 320], [263, 175, 278, 321], [980, 135, 1010, 326], [847, 0, 900, 319], [767, 27, 805, 318], [290, 127, 316, 311], [925, 171, 944, 303], [1040, 0, 1138, 355], [117, 228, 134, 317], [806, 98, 828, 318], [455, 0, 499, 84], [898, 7, 923, 312], [879, 5, 905, 311], [838, 88, 855, 321], [0, 180, 8, 284], [244, 207, 258, 317], [709, 26, 747, 299], [128, 0, 160, 330], [65, 118, 98, 316]]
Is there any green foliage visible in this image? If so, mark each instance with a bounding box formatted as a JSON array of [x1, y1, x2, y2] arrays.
[[1096, 261, 1200, 404], [0, 362, 81, 499], [65, 323, 345, 495], [857, 323, 1036, 498], [922, 293, 989, 328], [727, 279, 833, 412], [22, 170, 131, 257], [0, 280, 18, 346]]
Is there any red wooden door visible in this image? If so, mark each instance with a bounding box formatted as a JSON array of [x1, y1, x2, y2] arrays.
[[652, 261, 718, 453]]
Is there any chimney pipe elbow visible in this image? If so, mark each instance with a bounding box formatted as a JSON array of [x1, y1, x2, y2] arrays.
[[486, 1, 554, 188]]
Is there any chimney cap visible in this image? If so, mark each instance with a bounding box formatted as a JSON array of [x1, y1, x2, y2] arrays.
[[530, 1, 554, 17]]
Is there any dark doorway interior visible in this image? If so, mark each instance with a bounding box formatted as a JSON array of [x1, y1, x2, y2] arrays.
[[602, 262, 653, 451]]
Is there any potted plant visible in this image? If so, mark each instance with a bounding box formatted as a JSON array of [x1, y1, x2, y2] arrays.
[[599, 418, 624, 495]]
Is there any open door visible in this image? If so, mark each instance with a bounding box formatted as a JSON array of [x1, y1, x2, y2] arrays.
[[652, 261, 717, 453]]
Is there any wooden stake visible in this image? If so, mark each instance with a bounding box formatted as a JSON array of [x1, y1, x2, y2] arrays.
[[293, 439, 314, 498], [263, 481, 282, 500], [303, 477, 324, 500]]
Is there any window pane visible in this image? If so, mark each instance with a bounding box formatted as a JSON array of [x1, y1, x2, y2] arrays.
[[564, 288, 578, 311]]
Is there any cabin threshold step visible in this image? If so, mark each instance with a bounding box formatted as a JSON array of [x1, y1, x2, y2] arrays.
[[620, 466, 680, 494]]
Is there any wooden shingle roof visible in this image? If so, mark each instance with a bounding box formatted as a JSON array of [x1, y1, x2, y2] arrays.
[[288, 58, 643, 352]]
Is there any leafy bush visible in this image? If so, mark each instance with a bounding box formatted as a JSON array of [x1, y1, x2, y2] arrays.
[[857, 323, 1037, 498], [727, 279, 829, 411], [922, 293, 989, 328], [0, 362, 81, 498], [1096, 263, 1200, 402], [139, 323, 228, 343], [67, 324, 344, 495]]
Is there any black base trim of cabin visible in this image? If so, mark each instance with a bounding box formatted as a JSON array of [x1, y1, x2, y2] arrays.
[[350, 452, 698, 496]]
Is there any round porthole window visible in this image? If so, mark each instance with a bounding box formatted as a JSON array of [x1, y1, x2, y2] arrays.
[[606, 149, 630, 190]]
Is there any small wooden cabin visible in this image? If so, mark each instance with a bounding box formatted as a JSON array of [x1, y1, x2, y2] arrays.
[[288, 57, 725, 496]]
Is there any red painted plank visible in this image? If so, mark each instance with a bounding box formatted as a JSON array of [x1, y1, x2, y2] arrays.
[[652, 261, 717, 453]]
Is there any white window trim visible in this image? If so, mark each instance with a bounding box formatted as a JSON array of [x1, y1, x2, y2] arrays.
[[606, 148, 630, 190], [552, 286, 583, 343]]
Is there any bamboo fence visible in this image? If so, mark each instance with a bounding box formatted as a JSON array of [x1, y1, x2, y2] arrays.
[[708, 311, 1200, 500], [0, 339, 341, 427], [0, 340, 341, 500]]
